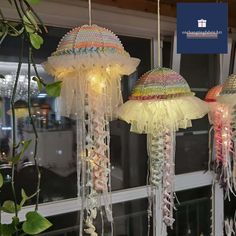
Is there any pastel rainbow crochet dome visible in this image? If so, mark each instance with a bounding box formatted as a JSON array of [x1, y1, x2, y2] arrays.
[[44, 24, 139, 77], [217, 74, 236, 106], [117, 67, 209, 134], [130, 67, 193, 100], [52, 24, 128, 57], [220, 74, 236, 95]]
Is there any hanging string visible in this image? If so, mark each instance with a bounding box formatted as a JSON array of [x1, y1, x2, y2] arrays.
[[157, 0, 161, 68], [220, 54, 224, 83], [88, 0, 92, 26], [217, 0, 223, 83]]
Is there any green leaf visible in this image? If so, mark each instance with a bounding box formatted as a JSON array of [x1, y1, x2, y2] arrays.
[[32, 76, 43, 91], [8, 24, 24, 37], [1, 201, 21, 214], [24, 23, 35, 33], [45, 81, 62, 97], [26, 0, 41, 4], [0, 217, 19, 236], [0, 74, 5, 79], [7, 21, 20, 27], [22, 188, 28, 200], [23, 10, 38, 33], [0, 24, 8, 45], [22, 211, 52, 235], [20, 189, 28, 207], [29, 33, 43, 49], [11, 140, 32, 164], [0, 172, 3, 188], [20, 189, 38, 207], [12, 216, 19, 226], [0, 223, 17, 236]]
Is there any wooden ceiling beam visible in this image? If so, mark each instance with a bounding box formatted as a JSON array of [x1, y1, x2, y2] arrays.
[[89, 0, 175, 15], [89, 0, 236, 28]]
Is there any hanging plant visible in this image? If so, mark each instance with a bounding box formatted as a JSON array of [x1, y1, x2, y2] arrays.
[[0, 0, 62, 235]]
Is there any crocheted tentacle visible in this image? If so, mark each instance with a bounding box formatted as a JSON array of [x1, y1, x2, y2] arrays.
[[213, 105, 224, 166], [147, 133, 165, 187], [231, 104, 236, 192], [92, 105, 109, 192], [84, 209, 98, 236], [77, 77, 90, 236], [84, 80, 113, 236], [221, 105, 234, 198], [84, 89, 98, 236], [162, 129, 175, 227], [213, 104, 234, 198], [147, 130, 175, 233], [147, 133, 165, 236]]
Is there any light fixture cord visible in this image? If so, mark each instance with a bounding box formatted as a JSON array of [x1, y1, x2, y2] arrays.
[[89, 0, 92, 26], [157, 0, 161, 68], [220, 54, 223, 83]]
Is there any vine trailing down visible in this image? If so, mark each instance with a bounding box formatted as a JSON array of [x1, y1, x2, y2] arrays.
[[44, 24, 140, 235], [0, 0, 62, 235], [117, 67, 209, 236]]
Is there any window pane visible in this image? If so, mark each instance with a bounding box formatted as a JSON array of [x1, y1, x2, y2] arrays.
[[36, 187, 212, 236], [110, 121, 148, 190], [175, 133, 209, 175], [38, 198, 149, 236], [163, 40, 172, 68], [180, 54, 219, 89], [175, 53, 218, 174], [168, 186, 212, 236], [224, 192, 236, 222], [109, 35, 152, 190]]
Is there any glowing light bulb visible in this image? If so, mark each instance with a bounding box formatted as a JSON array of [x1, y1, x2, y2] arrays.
[[91, 76, 97, 82], [100, 82, 106, 89], [106, 67, 111, 73]]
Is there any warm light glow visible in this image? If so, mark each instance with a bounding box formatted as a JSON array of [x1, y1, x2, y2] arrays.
[[90, 76, 97, 82], [88, 73, 107, 94], [106, 66, 111, 73], [100, 82, 106, 88], [7, 108, 29, 118]]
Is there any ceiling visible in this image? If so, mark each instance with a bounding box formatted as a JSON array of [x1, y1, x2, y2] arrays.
[[80, 0, 236, 28]]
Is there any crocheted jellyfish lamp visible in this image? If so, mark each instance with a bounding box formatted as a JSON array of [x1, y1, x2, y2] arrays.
[[205, 85, 231, 191], [44, 24, 140, 235], [216, 74, 236, 198], [117, 67, 208, 234]]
